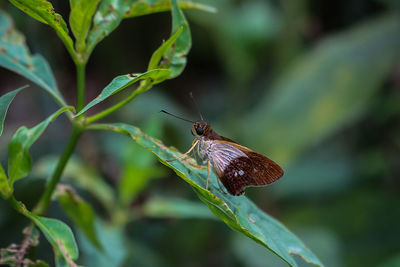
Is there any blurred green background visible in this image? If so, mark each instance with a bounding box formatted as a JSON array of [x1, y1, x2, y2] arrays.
[[1, 0, 400, 266]]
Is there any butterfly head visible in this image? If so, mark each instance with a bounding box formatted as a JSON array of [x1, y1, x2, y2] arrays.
[[191, 121, 210, 137]]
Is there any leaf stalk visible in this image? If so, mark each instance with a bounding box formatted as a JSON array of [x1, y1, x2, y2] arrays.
[[85, 81, 152, 124], [33, 123, 83, 215], [8, 195, 29, 216], [76, 62, 87, 113]]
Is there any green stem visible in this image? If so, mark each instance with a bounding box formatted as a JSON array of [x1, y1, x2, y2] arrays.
[[33, 124, 83, 215], [8, 195, 28, 215], [76, 63, 86, 113], [85, 81, 152, 124], [86, 123, 124, 134]]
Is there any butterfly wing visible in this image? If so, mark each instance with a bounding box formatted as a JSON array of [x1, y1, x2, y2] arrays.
[[208, 140, 284, 195], [225, 141, 284, 184], [241, 148, 284, 185], [207, 141, 255, 195]]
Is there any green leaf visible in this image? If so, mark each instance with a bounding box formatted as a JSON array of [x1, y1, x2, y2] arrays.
[[0, 11, 66, 107], [75, 69, 172, 116], [56, 185, 102, 249], [142, 196, 215, 219], [86, 0, 211, 57], [164, 0, 192, 78], [233, 233, 294, 267], [69, 0, 101, 52], [8, 0, 75, 60], [78, 219, 127, 267], [28, 214, 79, 267], [0, 85, 27, 136], [86, 0, 135, 55], [8, 106, 73, 184], [274, 146, 353, 197], [117, 117, 166, 205], [241, 14, 400, 163], [124, 0, 217, 18], [94, 123, 324, 267], [0, 164, 12, 199], [34, 155, 116, 214], [148, 27, 183, 71], [119, 164, 165, 206]]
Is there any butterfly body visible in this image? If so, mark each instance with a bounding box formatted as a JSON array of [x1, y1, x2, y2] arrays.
[[191, 121, 284, 196]]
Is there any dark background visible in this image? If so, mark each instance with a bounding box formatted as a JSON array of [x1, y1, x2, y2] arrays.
[[1, 0, 400, 266]]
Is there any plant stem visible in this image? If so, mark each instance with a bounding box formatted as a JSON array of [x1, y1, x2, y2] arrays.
[[33, 124, 83, 215], [85, 81, 151, 124], [8, 195, 28, 215], [76, 63, 86, 113]]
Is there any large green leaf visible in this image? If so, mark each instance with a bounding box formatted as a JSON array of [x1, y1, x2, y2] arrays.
[[8, 0, 75, 59], [163, 0, 191, 78], [0, 85, 27, 136], [86, 0, 135, 55], [4, 198, 77, 266], [124, 0, 216, 18], [241, 14, 400, 163], [76, 69, 172, 116], [0, 11, 66, 107], [78, 219, 127, 267], [69, 0, 101, 52], [28, 214, 79, 267], [8, 106, 73, 184], [142, 196, 215, 219], [90, 123, 324, 267], [56, 185, 102, 249]]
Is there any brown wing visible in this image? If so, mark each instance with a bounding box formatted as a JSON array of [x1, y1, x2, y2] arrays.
[[207, 142, 255, 195], [217, 140, 284, 186]]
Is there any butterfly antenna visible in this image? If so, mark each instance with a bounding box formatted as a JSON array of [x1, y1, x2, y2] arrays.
[[189, 92, 204, 121], [160, 110, 195, 123]]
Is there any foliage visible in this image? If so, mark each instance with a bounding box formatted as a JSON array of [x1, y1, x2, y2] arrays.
[[1, 0, 399, 266], [0, 86, 27, 136], [0, 0, 325, 266], [0, 10, 66, 107], [88, 123, 323, 266]]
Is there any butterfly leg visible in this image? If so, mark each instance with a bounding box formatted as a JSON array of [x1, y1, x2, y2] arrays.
[[216, 178, 228, 194], [205, 160, 227, 194], [167, 139, 199, 162]]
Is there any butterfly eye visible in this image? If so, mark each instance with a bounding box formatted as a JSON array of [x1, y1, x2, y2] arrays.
[[196, 127, 203, 135]]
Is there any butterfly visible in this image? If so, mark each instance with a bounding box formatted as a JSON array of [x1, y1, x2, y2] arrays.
[[162, 110, 284, 196]]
